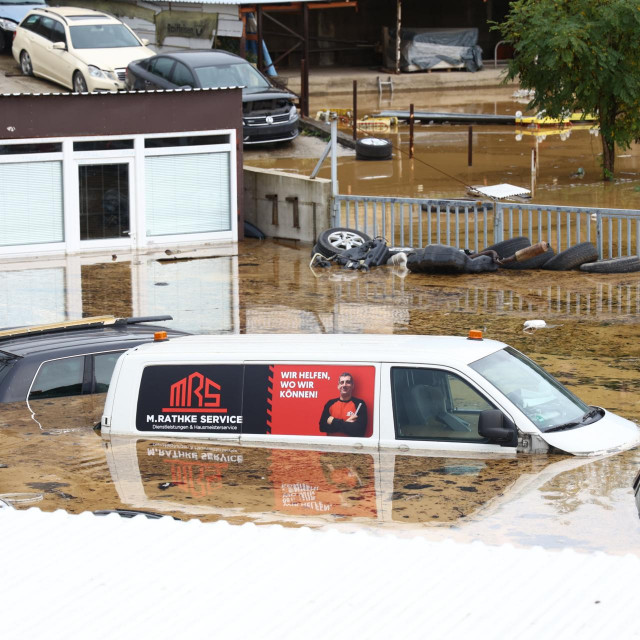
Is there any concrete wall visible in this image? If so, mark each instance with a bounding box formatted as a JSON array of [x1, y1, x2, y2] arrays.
[[243, 167, 332, 244]]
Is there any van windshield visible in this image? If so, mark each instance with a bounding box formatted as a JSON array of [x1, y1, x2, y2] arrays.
[[470, 347, 592, 432]]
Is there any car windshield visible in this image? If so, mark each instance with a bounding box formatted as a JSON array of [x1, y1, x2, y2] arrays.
[[193, 62, 270, 90], [470, 347, 591, 432], [69, 24, 141, 49]]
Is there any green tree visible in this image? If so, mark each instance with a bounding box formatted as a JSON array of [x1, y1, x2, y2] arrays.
[[496, 0, 640, 180]]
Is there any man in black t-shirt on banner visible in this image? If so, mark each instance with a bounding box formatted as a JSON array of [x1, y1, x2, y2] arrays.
[[319, 372, 368, 437]]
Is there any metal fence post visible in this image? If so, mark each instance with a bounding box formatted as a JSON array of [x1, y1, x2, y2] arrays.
[[494, 202, 504, 243], [596, 213, 603, 259]]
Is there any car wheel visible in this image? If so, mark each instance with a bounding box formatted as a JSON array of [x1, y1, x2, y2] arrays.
[[355, 137, 393, 161], [20, 51, 33, 77], [73, 71, 88, 93], [316, 227, 372, 257], [0, 30, 6, 53], [579, 256, 640, 273], [542, 242, 599, 271]]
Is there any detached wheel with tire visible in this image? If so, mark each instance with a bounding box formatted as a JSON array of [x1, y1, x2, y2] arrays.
[[20, 50, 33, 77], [580, 256, 640, 273], [315, 227, 372, 258], [355, 137, 392, 161], [73, 71, 88, 93], [543, 242, 598, 270]]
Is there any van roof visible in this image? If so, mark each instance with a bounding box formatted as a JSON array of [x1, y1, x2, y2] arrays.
[[126, 333, 506, 365]]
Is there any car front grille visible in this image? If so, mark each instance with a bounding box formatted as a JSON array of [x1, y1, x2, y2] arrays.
[[115, 68, 126, 83], [244, 112, 291, 127]]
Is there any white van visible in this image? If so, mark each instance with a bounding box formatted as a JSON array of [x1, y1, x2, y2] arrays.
[[101, 332, 640, 457]]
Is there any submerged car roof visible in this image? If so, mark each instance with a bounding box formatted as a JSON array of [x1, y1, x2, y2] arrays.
[[0, 316, 189, 359], [123, 333, 506, 366]]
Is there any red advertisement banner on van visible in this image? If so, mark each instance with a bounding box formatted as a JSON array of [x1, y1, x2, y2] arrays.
[[135, 364, 375, 437]]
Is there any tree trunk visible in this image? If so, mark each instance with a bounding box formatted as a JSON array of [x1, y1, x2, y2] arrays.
[[601, 135, 615, 181]]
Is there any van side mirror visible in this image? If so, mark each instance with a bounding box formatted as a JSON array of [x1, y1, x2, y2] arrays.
[[141, 38, 150, 45], [52, 41, 66, 51], [478, 410, 518, 447]]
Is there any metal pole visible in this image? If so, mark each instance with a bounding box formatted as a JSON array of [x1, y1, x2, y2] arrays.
[[302, 3, 310, 117], [468, 126, 473, 166], [409, 103, 414, 158], [331, 113, 338, 198], [353, 80, 357, 140], [531, 148, 537, 197], [256, 6, 264, 73], [395, 0, 401, 74]]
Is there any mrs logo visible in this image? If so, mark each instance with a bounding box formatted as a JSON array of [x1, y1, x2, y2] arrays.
[[163, 371, 227, 413]]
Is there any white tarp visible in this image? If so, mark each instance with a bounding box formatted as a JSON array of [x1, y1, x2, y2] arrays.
[[470, 183, 532, 199]]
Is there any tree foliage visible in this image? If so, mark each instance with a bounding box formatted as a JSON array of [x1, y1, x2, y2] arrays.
[[496, 0, 640, 180]]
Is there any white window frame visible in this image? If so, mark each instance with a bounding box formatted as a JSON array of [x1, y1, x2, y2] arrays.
[[0, 128, 237, 258]]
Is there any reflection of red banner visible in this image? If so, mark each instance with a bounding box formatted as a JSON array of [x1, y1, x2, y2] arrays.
[[166, 460, 228, 498], [269, 449, 377, 518], [268, 365, 375, 437]]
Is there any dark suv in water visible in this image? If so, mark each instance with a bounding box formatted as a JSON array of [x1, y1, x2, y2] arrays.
[[126, 49, 299, 146], [0, 315, 189, 403]]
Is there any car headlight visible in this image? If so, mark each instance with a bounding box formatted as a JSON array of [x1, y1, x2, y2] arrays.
[[87, 66, 117, 81], [0, 19, 17, 31], [289, 104, 298, 121]]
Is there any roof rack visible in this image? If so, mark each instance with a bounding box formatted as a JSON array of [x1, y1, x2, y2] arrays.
[[0, 315, 173, 341]]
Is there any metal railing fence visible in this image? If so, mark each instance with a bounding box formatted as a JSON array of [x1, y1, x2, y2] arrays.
[[333, 195, 640, 258]]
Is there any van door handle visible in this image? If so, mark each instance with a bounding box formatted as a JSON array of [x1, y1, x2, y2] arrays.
[[398, 444, 409, 451]]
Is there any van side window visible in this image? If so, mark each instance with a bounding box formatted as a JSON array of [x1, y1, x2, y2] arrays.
[[29, 356, 85, 400], [391, 367, 494, 442]]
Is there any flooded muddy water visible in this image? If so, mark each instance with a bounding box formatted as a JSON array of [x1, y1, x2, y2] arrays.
[[0, 240, 639, 554], [246, 87, 640, 210]]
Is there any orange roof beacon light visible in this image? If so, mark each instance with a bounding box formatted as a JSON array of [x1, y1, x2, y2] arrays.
[[154, 331, 168, 342], [468, 329, 483, 341]]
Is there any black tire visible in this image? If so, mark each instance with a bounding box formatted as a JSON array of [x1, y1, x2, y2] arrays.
[[481, 236, 530, 259], [407, 244, 468, 274], [502, 245, 555, 270], [20, 50, 33, 77], [543, 242, 599, 271], [355, 137, 392, 161], [0, 30, 7, 53], [315, 227, 372, 258], [580, 256, 640, 273], [73, 71, 88, 93]]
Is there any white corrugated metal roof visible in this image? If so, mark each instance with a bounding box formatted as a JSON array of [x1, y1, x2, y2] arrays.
[[2, 506, 639, 639]]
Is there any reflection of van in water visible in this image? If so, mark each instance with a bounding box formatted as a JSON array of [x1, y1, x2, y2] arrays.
[[101, 333, 640, 457], [104, 437, 595, 525]]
